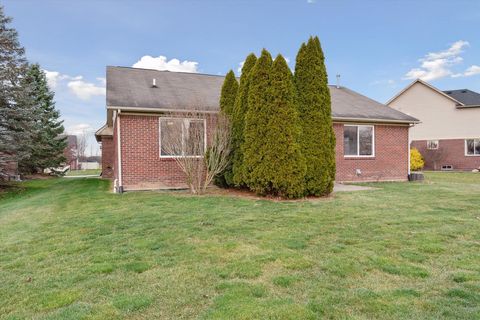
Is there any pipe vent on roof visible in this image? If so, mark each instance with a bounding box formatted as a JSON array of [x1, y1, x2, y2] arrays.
[[152, 78, 157, 88]]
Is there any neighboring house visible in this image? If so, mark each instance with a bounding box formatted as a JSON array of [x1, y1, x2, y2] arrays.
[[96, 66, 418, 192], [388, 79, 480, 171], [63, 135, 79, 170]]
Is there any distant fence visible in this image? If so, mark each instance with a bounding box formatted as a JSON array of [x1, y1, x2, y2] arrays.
[[79, 162, 100, 170]]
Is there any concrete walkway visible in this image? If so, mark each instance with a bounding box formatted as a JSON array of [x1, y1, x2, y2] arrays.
[[333, 183, 376, 192], [63, 175, 100, 178]]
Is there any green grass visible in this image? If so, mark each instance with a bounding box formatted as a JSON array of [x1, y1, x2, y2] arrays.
[[0, 172, 479, 319], [65, 169, 101, 176]]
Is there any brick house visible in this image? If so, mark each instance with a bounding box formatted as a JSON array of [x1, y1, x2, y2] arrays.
[[388, 79, 480, 171], [96, 66, 418, 192]]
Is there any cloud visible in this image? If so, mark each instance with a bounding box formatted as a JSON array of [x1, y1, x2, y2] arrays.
[[452, 65, 480, 78], [67, 123, 94, 135], [44, 70, 69, 89], [67, 77, 106, 100], [237, 60, 245, 74], [132, 55, 198, 73], [403, 40, 478, 81]]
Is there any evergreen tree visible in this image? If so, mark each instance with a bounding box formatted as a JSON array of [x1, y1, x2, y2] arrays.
[[19, 64, 67, 173], [215, 69, 238, 187], [252, 54, 305, 197], [231, 53, 256, 186], [0, 6, 34, 177], [294, 36, 336, 196]]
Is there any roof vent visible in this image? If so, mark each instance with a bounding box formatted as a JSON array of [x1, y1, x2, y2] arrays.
[[461, 90, 467, 93], [152, 78, 157, 88], [336, 74, 341, 89]]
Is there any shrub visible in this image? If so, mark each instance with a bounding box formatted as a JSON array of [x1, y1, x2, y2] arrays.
[[231, 53, 257, 187], [294, 36, 335, 196], [410, 148, 424, 171]]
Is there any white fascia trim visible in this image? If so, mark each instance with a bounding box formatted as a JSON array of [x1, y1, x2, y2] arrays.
[[333, 117, 419, 125], [107, 105, 219, 114]]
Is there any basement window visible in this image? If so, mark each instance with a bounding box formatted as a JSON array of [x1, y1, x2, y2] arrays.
[[427, 140, 439, 150], [344, 125, 374, 157], [465, 139, 480, 156], [159, 118, 206, 157]]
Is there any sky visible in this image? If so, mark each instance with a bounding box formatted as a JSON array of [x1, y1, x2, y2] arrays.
[[3, 0, 480, 154]]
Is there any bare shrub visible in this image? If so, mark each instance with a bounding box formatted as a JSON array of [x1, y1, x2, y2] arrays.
[[160, 110, 231, 194]]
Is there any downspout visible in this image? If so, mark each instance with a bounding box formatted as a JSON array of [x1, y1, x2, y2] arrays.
[[407, 123, 412, 179], [116, 109, 124, 193]]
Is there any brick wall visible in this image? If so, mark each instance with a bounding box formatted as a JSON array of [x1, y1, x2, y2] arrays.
[[100, 136, 114, 178], [114, 114, 410, 189], [412, 139, 480, 171], [118, 114, 213, 190], [334, 123, 409, 182]]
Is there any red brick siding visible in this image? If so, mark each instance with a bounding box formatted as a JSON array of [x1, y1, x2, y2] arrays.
[[334, 123, 409, 182], [114, 114, 410, 189], [100, 136, 114, 179], [412, 139, 480, 171], [118, 114, 214, 190]]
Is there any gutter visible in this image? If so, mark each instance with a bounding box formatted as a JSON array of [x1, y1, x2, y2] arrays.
[[332, 116, 420, 125]]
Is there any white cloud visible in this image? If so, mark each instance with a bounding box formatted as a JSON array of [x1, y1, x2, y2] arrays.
[[403, 40, 475, 81], [237, 60, 245, 74], [67, 77, 106, 100], [132, 55, 198, 73], [44, 70, 69, 89], [452, 65, 480, 78], [68, 123, 94, 135]]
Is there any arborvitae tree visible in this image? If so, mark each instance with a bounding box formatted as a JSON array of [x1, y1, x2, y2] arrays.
[[242, 49, 276, 194], [19, 64, 67, 173], [215, 69, 238, 187], [0, 6, 34, 177], [231, 53, 256, 186], [249, 54, 305, 198], [294, 36, 336, 196]]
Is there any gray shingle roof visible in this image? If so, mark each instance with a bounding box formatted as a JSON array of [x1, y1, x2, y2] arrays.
[[107, 66, 418, 123], [443, 89, 480, 107]]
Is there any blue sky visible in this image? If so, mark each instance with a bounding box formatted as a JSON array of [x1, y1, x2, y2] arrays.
[[3, 0, 480, 153]]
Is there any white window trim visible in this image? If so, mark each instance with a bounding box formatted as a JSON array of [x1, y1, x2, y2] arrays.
[[344, 124, 375, 158], [159, 117, 207, 158], [426, 140, 439, 150], [464, 138, 480, 157]]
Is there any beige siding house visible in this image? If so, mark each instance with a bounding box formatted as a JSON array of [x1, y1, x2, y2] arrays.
[[388, 79, 480, 170]]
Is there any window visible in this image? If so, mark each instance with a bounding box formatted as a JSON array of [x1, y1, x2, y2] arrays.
[[159, 118, 206, 157], [427, 140, 439, 150], [465, 139, 480, 156], [344, 125, 374, 157]]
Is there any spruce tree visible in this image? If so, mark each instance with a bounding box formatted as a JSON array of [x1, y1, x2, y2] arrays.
[[294, 36, 336, 196], [0, 6, 35, 177], [215, 69, 238, 187], [231, 53, 256, 186], [19, 64, 67, 173], [252, 54, 305, 198]]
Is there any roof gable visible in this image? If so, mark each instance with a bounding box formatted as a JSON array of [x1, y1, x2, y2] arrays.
[[386, 79, 464, 106]]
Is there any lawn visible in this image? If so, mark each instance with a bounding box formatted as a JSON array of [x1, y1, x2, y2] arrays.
[[0, 172, 479, 319], [65, 169, 101, 176]]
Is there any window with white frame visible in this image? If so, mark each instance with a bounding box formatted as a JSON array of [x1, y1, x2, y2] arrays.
[[427, 140, 439, 150], [159, 118, 206, 157], [343, 125, 374, 157], [465, 139, 480, 156]]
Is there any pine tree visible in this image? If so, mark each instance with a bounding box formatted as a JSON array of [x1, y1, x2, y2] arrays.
[[0, 5, 35, 178], [231, 53, 256, 186], [253, 54, 305, 198], [294, 36, 336, 196], [215, 69, 238, 187], [19, 64, 67, 173]]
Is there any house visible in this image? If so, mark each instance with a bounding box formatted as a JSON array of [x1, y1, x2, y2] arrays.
[[388, 79, 480, 171], [96, 66, 418, 192]]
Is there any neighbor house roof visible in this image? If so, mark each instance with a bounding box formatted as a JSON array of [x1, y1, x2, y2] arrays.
[[106, 66, 418, 124], [443, 89, 480, 108]]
